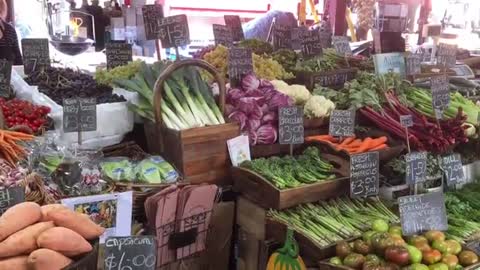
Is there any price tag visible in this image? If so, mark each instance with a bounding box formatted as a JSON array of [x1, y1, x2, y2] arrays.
[[104, 236, 156, 270], [291, 27, 307, 51], [400, 115, 413, 128], [406, 54, 421, 76], [21, 38, 50, 75], [158, 14, 190, 48], [272, 24, 292, 51], [373, 52, 406, 77], [332, 36, 351, 56], [142, 4, 164, 40], [405, 152, 427, 184], [319, 27, 332, 48], [228, 48, 253, 87], [329, 110, 355, 137], [224, 15, 244, 42], [430, 75, 450, 113], [398, 192, 448, 236], [106, 43, 132, 70], [437, 43, 457, 68], [442, 153, 465, 186], [350, 151, 379, 198], [278, 106, 304, 145], [212, 24, 233, 47], [0, 59, 12, 98], [227, 135, 251, 166], [301, 30, 323, 58], [312, 70, 357, 88], [0, 187, 24, 216], [63, 98, 97, 133]]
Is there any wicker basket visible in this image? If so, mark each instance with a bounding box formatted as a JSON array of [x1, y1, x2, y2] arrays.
[[19, 173, 56, 205]]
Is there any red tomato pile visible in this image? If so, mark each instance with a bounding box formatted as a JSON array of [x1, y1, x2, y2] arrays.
[[0, 98, 50, 133]]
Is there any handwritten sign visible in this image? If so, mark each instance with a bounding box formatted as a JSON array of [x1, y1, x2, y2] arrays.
[[21, 38, 50, 75], [398, 192, 448, 236], [437, 43, 457, 68], [106, 43, 132, 70], [158, 14, 190, 48], [405, 152, 427, 184], [406, 54, 421, 76], [212, 24, 233, 47], [142, 4, 164, 40], [350, 151, 379, 198], [228, 48, 253, 87], [400, 115, 413, 127], [442, 153, 465, 186], [63, 98, 97, 133], [431, 75, 450, 115], [310, 69, 357, 88], [224, 15, 244, 42], [332, 36, 351, 56], [373, 52, 406, 77], [272, 24, 292, 51], [301, 31, 323, 58], [0, 60, 12, 98], [291, 27, 307, 51], [104, 236, 156, 270], [279, 106, 304, 144], [319, 28, 332, 48], [329, 110, 355, 137], [0, 187, 24, 216]]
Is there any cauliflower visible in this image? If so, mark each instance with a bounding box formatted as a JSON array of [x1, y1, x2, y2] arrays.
[[304, 95, 335, 119], [270, 80, 311, 105]]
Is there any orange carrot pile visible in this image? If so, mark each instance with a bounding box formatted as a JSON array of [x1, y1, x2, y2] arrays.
[[306, 135, 388, 154], [0, 130, 34, 165]]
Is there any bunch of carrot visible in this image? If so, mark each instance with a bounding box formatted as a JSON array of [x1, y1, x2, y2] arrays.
[[305, 135, 388, 154], [0, 130, 34, 165]]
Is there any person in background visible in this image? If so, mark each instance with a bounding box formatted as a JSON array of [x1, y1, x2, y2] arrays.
[[0, 0, 22, 65]]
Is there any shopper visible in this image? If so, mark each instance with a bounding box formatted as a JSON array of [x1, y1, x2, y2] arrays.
[[0, 0, 22, 65]]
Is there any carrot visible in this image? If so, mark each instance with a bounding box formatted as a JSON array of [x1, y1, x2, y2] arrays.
[[339, 137, 355, 146], [306, 135, 338, 143], [3, 130, 34, 139], [365, 136, 388, 151], [370, 144, 388, 151], [345, 139, 362, 148], [0, 221, 54, 257], [354, 137, 374, 153]]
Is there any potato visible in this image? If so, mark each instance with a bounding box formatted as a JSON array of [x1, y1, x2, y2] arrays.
[[46, 209, 104, 240], [0, 202, 41, 242], [0, 221, 54, 257], [37, 227, 92, 257], [28, 249, 73, 270], [40, 204, 69, 222], [0, 256, 28, 270]]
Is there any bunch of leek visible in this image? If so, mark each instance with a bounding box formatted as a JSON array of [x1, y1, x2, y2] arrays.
[[114, 62, 225, 130]]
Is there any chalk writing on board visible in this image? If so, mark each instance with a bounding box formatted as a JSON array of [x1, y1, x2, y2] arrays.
[[105, 236, 156, 270], [158, 14, 190, 48], [329, 110, 355, 137], [350, 151, 379, 198], [279, 106, 304, 145]]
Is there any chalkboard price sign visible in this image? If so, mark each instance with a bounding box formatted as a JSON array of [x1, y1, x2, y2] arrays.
[[350, 151, 379, 198], [442, 153, 465, 186], [0, 59, 12, 98], [311, 69, 357, 88], [301, 31, 323, 58], [142, 4, 164, 40], [291, 27, 307, 51], [228, 48, 253, 87], [0, 186, 25, 216], [332, 36, 351, 56], [431, 75, 450, 112], [21, 38, 50, 75], [63, 98, 97, 133], [104, 236, 156, 270], [398, 192, 448, 236], [278, 106, 304, 145], [272, 24, 292, 51], [224, 15, 244, 42], [106, 43, 132, 70], [329, 110, 355, 137], [400, 115, 413, 128], [406, 54, 421, 76], [437, 43, 457, 68], [158, 14, 190, 48], [212, 24, 233, 47], [405, 152, 427, 184], [319, 28, 332, 49]]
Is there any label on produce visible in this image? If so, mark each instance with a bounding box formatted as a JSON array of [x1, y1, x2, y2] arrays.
[[373, 52, 406, 78], [272, 24, 292, 51], [406, 54, 421, 76], [291, 26, 307, 51], [399, 115, 413, 128], [158, 14, 190, 48], [329, 110, 355, 137], [224, 15, 244, 42], [350, 151, 379, 198], [442, 153, 465, 186], [437, 43, 457, 68], [63, 98, 97, 133], [212, 24, 234, 47], [278, 106, 304, 145], [21, 38, 50, 75], [405, 152, 427, 184], [301, 30, 323, 58], [398, 192, 448, 236], [311, 69, 357, 88], [228, 48, 253, 87], [0, 187, 24, 216], [430, 75, 450, 112], [142, 4, 164, 40], [104, 236, 156, 270], [332, 36, 351, 56], [106, 43, 133, 70], [0, 59, 12, 98], [227, 135, 251, 166]]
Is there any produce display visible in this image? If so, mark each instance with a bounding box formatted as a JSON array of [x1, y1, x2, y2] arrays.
[[0, 98, 50, 134], [95, 60, 142, 86], [306, 135, 389, 154], [0, 130, 34, 165]]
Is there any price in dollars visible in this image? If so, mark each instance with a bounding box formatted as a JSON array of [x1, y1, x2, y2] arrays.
[[329, 110, 355, 137], [104, 236, 156, 270], [350, 151, 379, 198], [278, 106, 304, 145]]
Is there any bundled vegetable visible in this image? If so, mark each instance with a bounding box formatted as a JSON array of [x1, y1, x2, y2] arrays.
[[100, 156, 178, 183], [306, 135, 389, 153], [0, 130, 34, 165]]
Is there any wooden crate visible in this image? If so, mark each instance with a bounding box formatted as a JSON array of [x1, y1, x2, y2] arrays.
[[318, 260, 480, 270], [295, 68, 358, 90]]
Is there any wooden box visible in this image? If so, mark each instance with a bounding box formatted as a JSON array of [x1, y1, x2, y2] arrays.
[[295, 68, 358, 90]]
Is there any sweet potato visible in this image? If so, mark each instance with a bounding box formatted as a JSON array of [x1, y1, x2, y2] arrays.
[[0, 202, 42, 242], [28, 249, 73, 270], [37, 227, 92, 257], [0, 221, 54, 258], [46, 209, 104, 240], [40, 204, 69, 222], [0, 256, 28, 270]]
